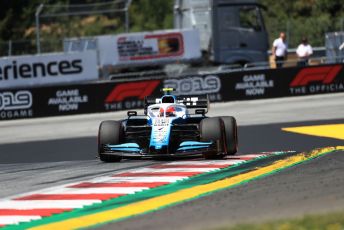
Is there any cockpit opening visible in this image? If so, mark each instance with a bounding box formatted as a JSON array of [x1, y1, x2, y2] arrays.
[[161, 96, 175, 104]]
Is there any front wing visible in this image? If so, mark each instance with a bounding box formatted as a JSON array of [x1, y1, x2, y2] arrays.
[[102, 141, 220, 158]]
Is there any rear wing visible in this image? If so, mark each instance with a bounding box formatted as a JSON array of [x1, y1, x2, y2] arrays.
[[177, 95, 209, 111], [144, 95, 209, 114]]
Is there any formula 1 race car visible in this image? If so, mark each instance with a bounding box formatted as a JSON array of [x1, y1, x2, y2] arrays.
[[98, 88, 238, 162]]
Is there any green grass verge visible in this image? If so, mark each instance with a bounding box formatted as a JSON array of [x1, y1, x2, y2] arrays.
[[215, 210, 344, 230]]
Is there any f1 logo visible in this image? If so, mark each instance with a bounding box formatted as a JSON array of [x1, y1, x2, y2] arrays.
[[105, 80, 160, 102], [290, 65, 342, 87]]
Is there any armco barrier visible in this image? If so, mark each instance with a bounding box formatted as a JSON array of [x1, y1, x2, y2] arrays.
[[0, 64, 343, 120]]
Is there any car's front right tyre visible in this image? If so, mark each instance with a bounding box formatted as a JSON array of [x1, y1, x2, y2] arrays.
[[98, 120, 123, 162]]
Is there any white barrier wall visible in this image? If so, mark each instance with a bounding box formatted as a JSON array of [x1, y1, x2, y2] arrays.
[[0, 51, 98, 89], [97, 29, 201, 67]]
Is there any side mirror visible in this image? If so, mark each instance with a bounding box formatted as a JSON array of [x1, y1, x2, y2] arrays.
[[127, 111, 137, 117]]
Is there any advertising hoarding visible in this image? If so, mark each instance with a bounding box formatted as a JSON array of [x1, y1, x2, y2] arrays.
[[0, 51, 98, 89], [1, 64, 343, 121], [97, 29, 201, 67]]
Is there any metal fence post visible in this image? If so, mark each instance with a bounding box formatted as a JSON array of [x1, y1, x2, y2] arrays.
[[286, 20, 290, 46], [35, 4, 44, 54], [8, 40, 12, 56], [125, 0, 132, 32]]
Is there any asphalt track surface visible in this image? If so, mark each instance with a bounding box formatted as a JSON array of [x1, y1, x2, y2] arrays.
[[0, 93, 343, 229]]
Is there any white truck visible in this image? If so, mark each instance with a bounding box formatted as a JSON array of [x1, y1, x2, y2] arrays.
[[174, 0, 269, 66]]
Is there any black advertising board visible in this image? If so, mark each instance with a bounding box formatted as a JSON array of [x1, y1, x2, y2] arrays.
[[0, 79, 163, 120], [0, 90, 35, 120], [101, 79, 162, 112], [286, 64, 344, 96], [162, 74, 223, 102], [218, 64, 344, 101], [35, 79, 164, 116], [163, 64, 344, 101], [1, 64, 343, 121], [32, 84, 97, 117]]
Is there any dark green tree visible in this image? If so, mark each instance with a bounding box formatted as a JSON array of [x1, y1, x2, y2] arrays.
[[1, 0, 344, 55]]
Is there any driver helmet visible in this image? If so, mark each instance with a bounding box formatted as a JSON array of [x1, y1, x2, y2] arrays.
[[159, 107, 164, 117], [165, 106, 176, 117]]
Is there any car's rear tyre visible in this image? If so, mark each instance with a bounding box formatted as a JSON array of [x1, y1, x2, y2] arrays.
[[220, 116, 238, 155], [98, 120, 123, 162], [200, 117, 225, 159]]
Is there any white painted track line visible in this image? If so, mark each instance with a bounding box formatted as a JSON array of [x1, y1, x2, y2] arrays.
[[0, 216, 41, 225], [127, 168, 219, 173], [45, 187, 148, 195], [0, 200, 101, 209], [103, 176, 188, 183], [165, 160, 245, 165]]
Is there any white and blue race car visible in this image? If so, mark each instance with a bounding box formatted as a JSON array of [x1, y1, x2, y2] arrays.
[[98, 89, 238, 162]]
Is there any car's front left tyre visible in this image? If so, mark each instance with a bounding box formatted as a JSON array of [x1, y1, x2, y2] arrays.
[[98, 120, 123, 162], [200, 117, 226, 159], [219, 116, 238, 155]]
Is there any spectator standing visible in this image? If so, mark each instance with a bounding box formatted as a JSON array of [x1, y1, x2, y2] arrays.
[[272, 32, 288, 68], [296, 37, 313, 66]]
